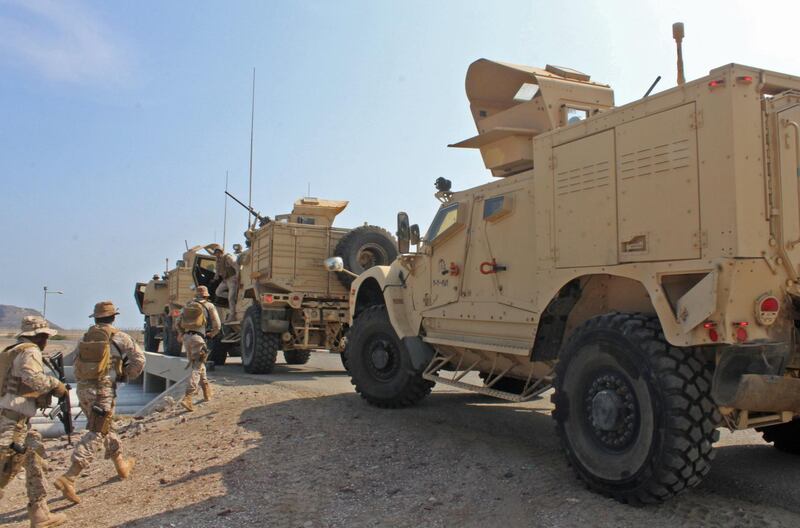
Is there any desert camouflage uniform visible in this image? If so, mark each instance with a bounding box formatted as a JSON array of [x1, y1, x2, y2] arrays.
[[177, 299, 221, 396], [0, 339, 61, 504], [70, 327, 145, 468], [214, 252, 239, 317]]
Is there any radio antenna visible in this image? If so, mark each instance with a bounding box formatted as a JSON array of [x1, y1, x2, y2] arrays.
[[223, 170, 229, 249], [247, 67, 256, 229]]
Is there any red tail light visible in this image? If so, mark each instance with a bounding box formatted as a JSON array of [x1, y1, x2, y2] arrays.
[[734, 322, 749, 342], [703, 322, 719, 342], [263, 294, 274, 304], [760, 297, 779, 312], [755, 295, 780, 326]]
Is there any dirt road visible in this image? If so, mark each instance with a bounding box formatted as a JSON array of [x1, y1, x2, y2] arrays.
[[1, 352, 798, 527]]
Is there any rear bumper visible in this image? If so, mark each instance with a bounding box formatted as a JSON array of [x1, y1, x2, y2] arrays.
[[712, 342, 798, 412], [725, 374, 800, 413]]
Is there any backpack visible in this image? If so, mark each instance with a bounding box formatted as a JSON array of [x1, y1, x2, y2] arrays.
[[181, 301, 207, 331], [74, 325, 117, 381], [0, 342, 37, 397]]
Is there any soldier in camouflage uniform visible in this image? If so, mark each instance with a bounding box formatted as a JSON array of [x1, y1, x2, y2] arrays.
[[206, 243, 239, 320], [54, 301, 145, 505], [0, 316, 68, 527], [176, 286, 221, 412]]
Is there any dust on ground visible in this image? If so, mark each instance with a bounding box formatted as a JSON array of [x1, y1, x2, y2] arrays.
[[0, 352, 799, 528]]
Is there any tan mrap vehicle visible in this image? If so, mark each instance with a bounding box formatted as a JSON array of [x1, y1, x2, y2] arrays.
[[135, 245, 214, 356], [338, 48, 800, 503], [193, 196, 396, 373]]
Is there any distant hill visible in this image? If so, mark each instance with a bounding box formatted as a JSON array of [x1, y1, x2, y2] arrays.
[[0, 304, 63, 330]]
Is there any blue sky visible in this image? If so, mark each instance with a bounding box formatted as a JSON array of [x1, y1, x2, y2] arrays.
[[2, 0, 800, 328]]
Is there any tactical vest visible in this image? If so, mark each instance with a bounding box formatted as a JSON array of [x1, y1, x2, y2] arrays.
[[75, 325, 122, 382], [181, 301, 208, 332], [0, 342, 38, 397]]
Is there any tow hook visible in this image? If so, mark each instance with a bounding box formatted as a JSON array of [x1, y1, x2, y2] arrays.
[[480, 259, 507, 275]]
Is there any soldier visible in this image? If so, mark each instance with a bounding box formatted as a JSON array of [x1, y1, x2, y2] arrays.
[[54, 301, 145, 505], [176, 286, 221, 412], [206, 243, 239, 320], [0, 316, 67, 527]]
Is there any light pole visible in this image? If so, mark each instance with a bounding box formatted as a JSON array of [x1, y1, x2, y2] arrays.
[[42, 286, 63, 321]]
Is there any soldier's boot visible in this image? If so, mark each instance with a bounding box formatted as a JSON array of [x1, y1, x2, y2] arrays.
[[112, 453, 135, 479], [180, 393, 194, 412], [53, 462, 82, 504], [201, 381, 213, 402], [28, 500, 67, 527]]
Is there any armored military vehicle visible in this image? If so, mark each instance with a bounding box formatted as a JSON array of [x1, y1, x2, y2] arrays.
[[135, 246, 214, 355], [339, 28, 800, 504], [194, 196, 396, 373]]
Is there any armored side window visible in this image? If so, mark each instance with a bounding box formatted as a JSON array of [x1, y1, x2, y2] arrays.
[[425, 203, 460, 242], [565, 107, 589, 124], [483, 195, 513, 222], [198, 258, 216, 272], [513, 83, 540, 102]]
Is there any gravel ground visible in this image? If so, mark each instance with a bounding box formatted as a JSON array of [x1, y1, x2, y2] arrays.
[[0, 352, 799, 527]]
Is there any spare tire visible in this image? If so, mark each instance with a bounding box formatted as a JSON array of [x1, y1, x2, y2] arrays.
[[334, 225, 397, 287]]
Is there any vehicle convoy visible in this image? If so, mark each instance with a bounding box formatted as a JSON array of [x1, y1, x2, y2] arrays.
[[340, 27, 800, 504], [135, 246, 215, 355], [193, 195, 396, 373]]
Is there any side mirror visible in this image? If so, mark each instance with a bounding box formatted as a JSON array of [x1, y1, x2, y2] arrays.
[[324, 256, 359, 278], [324, 256, 345, 272], [397, 212, 410, 254], [410, 224, 420, 246]]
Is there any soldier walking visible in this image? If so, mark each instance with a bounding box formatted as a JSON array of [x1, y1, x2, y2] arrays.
[[206, 243, 239, 320], [54, 301, 145, 505], [177, 286, 221, 412], [0, 316, 68, 527]]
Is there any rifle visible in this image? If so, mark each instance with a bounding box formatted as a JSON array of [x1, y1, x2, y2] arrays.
[[42, 351, 74, 445], [225, 191, 270, 226]]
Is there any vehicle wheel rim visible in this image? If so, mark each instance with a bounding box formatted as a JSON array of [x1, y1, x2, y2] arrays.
[[365, 334, 399, 381], [584, 370, 639, 451], [356, 243, 389, 270]]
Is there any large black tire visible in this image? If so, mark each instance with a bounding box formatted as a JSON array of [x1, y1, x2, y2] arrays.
[[758, 419, 800, 454], [241, 305, 279, 374], [162, 315, 182, 357], [208, 334, 231, 366], [345, 305, 433, 408], [143, 319, 159, 352], [334, 225, 398, 287], [284, 349, 311, 365], [552, 313, 719, 505]]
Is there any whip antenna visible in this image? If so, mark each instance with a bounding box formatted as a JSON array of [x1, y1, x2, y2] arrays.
[[248, 67, 256, 229], [223, 170, 229, 249]]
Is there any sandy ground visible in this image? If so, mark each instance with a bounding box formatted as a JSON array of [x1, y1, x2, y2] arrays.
[[0, 351, 799, 528]]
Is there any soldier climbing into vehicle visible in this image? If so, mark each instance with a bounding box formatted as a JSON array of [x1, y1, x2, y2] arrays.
[[205, 243, 239, 320]]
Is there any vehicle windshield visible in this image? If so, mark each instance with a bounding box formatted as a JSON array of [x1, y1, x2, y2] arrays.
[[425, 203, 459, 242]]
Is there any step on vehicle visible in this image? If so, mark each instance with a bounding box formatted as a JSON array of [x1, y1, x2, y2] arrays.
[[194, 196, 396, 373], [135, 245, 215, 355], [339, 25, 800, 504]]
